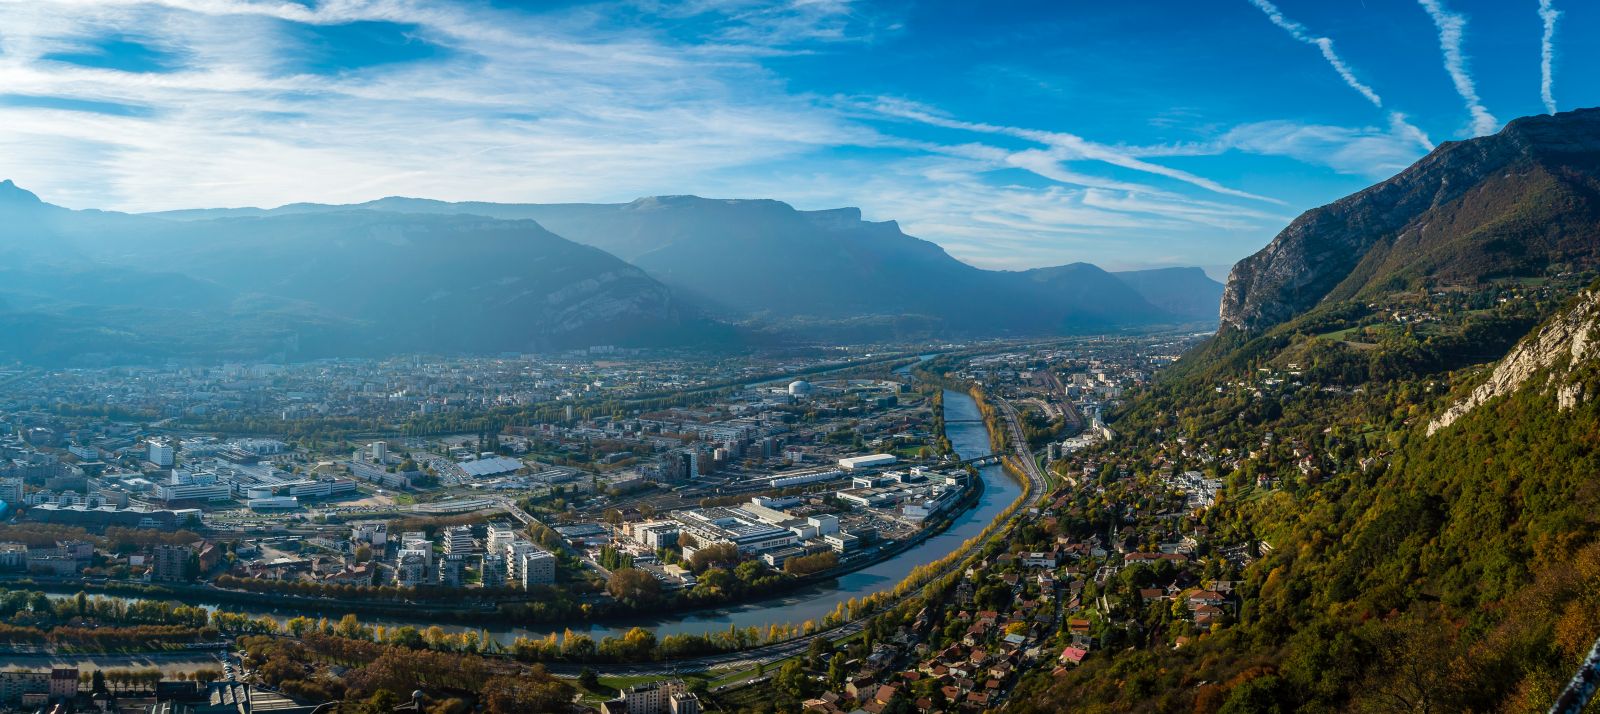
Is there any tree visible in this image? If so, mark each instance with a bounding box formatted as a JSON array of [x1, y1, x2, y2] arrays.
[[688, 542, 739, 573], [827, 652, 846, 687], [806, 637, 835, 669], [348, 690, 400, 714], [774, 659, 812, 701], [606, 568, 662, 605], [577, 668, 600, 691], [481, 675, 572, 714], [734, 560, 767, 584], [784, 551, 838, 576]]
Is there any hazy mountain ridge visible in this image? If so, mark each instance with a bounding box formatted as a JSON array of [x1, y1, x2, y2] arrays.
[[1111, 267, 1226, 322], [157, 193, 1222, 334], [0, 185, 708, 363], [1221, 107, 1600, 332], [0, 181, 1227, 364]]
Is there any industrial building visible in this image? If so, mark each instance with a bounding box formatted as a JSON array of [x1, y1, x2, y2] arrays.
[[673, 507, 798, 555], [837, 453, 897, 470]]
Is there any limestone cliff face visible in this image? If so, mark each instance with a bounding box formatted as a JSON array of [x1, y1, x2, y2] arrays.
[[1221, 108, 1600, 332], [1427, 287, 1600, 435]]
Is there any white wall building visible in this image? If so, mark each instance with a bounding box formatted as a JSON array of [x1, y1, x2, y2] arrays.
[[838, 454, 896, 470], [147, 440, 175, 467]]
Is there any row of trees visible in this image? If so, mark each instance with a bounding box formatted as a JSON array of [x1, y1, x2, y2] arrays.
[[241, 633, 573, 714]]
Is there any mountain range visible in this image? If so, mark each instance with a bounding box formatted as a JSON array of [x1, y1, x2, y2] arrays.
[[150, 194, 1219, 333], [0, 182, 1222, 364]]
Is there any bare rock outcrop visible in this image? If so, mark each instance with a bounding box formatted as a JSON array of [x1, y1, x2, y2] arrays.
[[1428, 287, 1600, 434]]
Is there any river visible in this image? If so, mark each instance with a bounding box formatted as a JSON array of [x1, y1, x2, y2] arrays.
[[44, 378, 1021, 644]]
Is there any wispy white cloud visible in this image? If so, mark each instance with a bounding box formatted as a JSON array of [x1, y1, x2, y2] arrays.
[[1539, 0, 1559, 114], [1246, 0, 1433, 152], [868, 98, 1284, 204], [0, 0, 867, 210], [1218, 121, 1431, 178], [1124, 116, 1432, 180], [0, 0, 1412, 273], [1417, 0, 1498, 136], [646, 0, 888, 47]]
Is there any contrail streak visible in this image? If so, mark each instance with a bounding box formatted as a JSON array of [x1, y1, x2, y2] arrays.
[[1539, 0, 1559, 114], [1418, 0, 1499, 135], [1246, 0, 1433, 150], [1248, 0, 1380, 106]]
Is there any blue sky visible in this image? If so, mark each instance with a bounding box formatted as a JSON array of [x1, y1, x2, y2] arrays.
[[0, 0, 1593, 275]]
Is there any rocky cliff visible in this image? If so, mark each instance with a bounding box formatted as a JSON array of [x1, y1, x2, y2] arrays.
[[1427, 285, 1600, 434], [1221, 108, 1600, 332]]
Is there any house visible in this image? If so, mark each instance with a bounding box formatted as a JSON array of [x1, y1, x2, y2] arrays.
[[322, 562, 375, 585], [1059, 647, 1088, 665], [802, 693, 845, 713], [1194, 603, 1224, 626], [871, 685, 897, 707], [1019, 551, 1058, 568], [844, 678, 876, 701]]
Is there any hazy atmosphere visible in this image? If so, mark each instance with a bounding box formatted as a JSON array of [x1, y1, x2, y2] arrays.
[[3, 3, 1600, 714], [3, 0, 1594, 271]]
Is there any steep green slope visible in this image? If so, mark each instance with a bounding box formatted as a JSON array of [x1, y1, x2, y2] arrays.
[[1008, 284, 1600, 714]]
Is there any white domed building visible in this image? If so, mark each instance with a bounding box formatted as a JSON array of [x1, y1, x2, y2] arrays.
[[788, 380, 813, 397]]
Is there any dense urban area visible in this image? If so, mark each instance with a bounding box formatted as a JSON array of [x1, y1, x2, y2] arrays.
[[7, 271, 1600, 714], [0, 333, 1202, 713]]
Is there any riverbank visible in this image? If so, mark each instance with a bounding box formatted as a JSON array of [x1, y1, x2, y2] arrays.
[[4, 389, 1018, 649], [1, 472, 989, 628], [0, 387, 1046, 678]]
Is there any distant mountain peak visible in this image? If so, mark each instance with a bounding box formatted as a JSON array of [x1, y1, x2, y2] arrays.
[[0, 180, 43, 206]]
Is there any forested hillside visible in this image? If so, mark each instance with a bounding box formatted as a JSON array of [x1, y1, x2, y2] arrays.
[[1006, 280, 1600, 713]]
